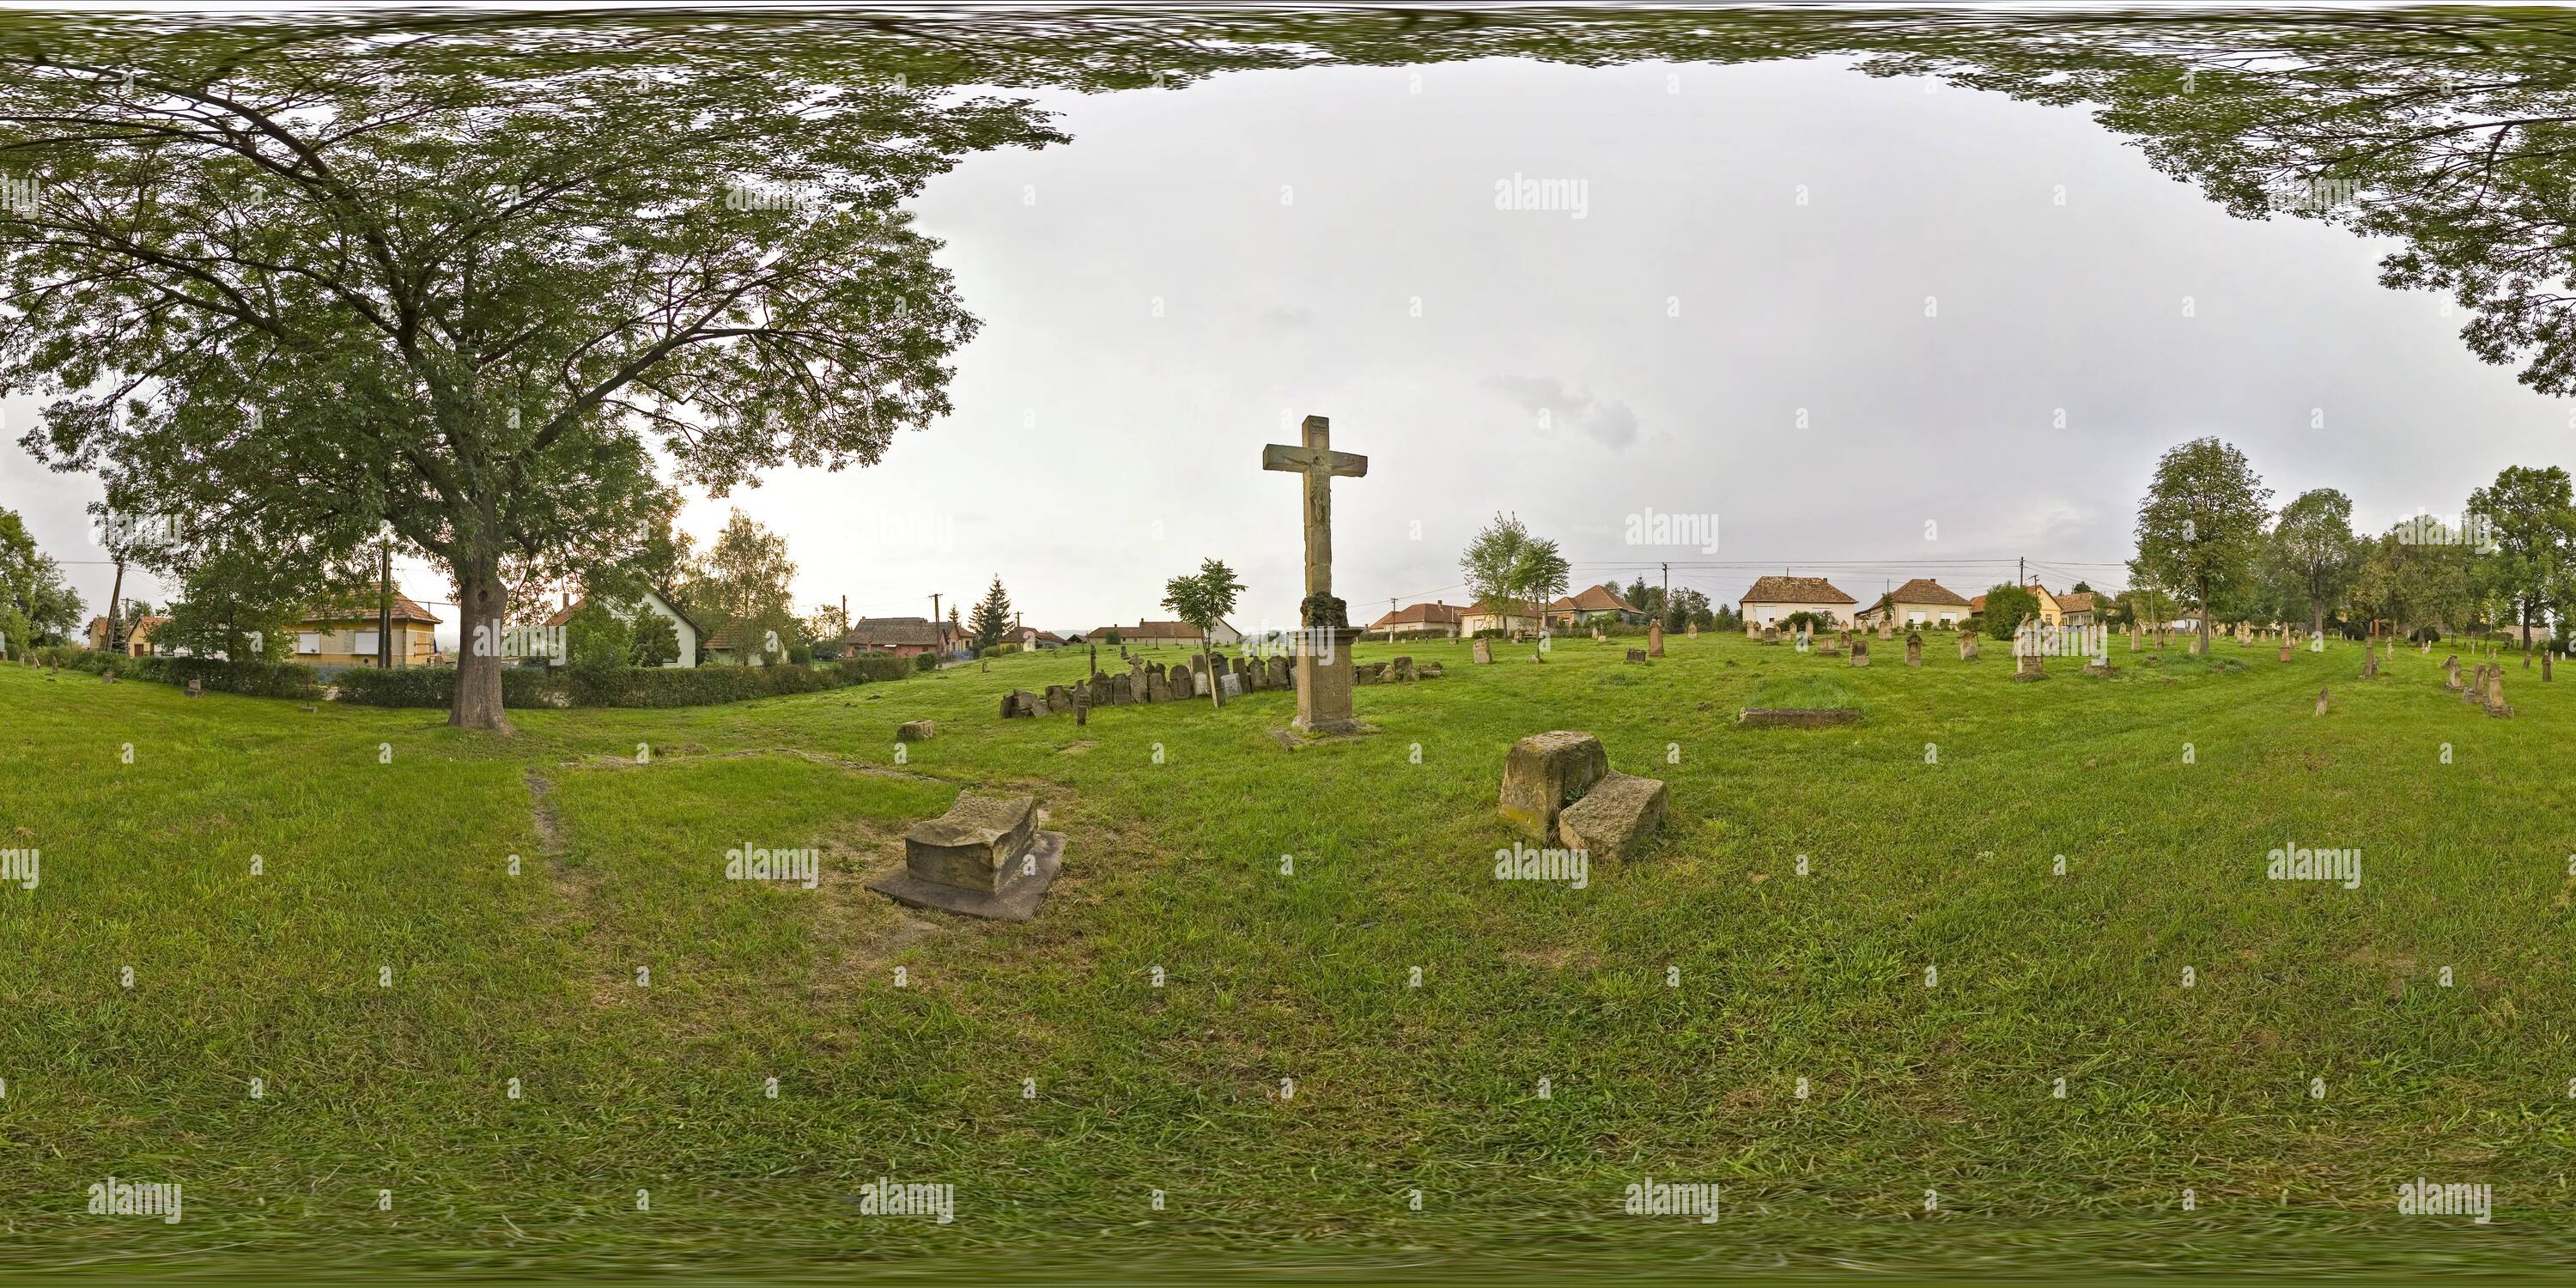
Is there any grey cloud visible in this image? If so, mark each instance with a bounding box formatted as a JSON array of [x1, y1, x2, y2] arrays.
[[1482, 374, 1640, 450]]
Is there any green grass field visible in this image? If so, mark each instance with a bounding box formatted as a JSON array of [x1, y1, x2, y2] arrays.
[[3, 632, 2573, 1281]]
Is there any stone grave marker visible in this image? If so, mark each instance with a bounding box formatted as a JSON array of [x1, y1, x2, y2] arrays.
[[1473, 639, 1494, 665], [185, 678, 204, 697], [2315, 686, 2329, 716], [2014, 653, 2045, 681], [1686, 622, 1698, 640], [897, 720, 935, 741], [1647, 621, 1664, 658], [1219, 671, 1243, 699], [1761, 626, 1778, 644], [1905, 632, 1923, 667], [1498, 731, 1607, 838], [1262, 412, 1367, 734], [1625, 647, 1648, 664], [1959, 634, 1979, 662], [1392, 656, 1414, 682], [1849, 637, 1870, 667], [867, 791, 1065, 921]]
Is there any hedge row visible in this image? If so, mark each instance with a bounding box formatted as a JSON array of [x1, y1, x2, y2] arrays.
[[335, 653, 920, 708], [36, 648, 325, 699]]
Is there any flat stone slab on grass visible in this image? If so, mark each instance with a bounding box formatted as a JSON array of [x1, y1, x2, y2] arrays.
[[1557, 770, 1668, 860], [869, 830, 1064, 922], [896, 720, 935, 741], [1738, 708, 1862, 727], [898, 792, 1036, 893], [1498, 731, 1608, 840]]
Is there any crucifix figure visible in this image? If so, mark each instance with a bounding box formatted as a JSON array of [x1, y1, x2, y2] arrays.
[[1262, 415, 1368, 628], [1263, 413, 1368, 733]]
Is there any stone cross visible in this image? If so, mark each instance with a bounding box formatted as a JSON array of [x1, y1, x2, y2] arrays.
[[1261, 414, 1368, 627]]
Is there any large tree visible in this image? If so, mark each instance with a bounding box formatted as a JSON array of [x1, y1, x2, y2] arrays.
[[968, 576, 1012, 653], [683, 509, 799, 667], [2129, 438, 2272, 657], [2467, 465, 2576, 668], [2263, 488, 2363, 638], [0, 505, 82, 653], [1161, 558, 1243, 708], [0, 28, 1060, 727]]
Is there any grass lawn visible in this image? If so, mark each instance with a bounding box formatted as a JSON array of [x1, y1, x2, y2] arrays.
[[3, 631, 2573, 1281]]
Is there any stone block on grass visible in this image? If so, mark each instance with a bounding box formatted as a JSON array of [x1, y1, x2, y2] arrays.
[[1498, 731, 1609, 840], [1557, 770, 1668, 861]]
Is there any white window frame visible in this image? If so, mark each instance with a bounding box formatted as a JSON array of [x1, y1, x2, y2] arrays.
[[296, 632, 321, 655]]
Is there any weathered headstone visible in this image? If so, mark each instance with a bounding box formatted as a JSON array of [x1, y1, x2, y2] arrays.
[[1905, 632, 1923, 668], [1263, 413, 1367, 733], [1109, 674, 1133, 705], [1647, 621, 1664, 658], [1959, 634, 1979, 662], [1592, 626, 1604, 642], [1625, 647, 1649, 664], [2315, 686, 2329, 716], [2485, 667, 2513, 717], [1219, 671, 1243, 699], [1686, 623, 1698, 640], [1877, 619, 1893, 641], [2277, 641, 2293, 663], [1171, 667, 1195, 700], [1849, 637, 1870, 667], [2014, 653, 2045, 681], [185, 678, 204, 697], [1498, 731, 1607, 839], [1148, 672, 1172, 702], [1556, 770, 1668, 861], [1761, 626, 1778, 645], [868, 791, 1065, 921], [898, 719, 935, 741], [1269, 655, 1291, 689], [1392, 656, 1414, 682], [1473, 639, 1494, 665]]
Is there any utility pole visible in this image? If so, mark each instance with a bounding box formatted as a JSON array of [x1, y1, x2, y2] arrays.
[[930, 592, 940, 624], [378, 530, 392, 669], [1389, 597, 1398, 643], [2019, 556, 2026, 587]]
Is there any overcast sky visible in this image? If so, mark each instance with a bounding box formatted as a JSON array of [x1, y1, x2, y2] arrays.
[[4, 54, 2561, 645]]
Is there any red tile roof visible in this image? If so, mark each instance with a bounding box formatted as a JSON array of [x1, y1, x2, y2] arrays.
[[1740, 575, 1855, 605], [301, 593, 441, 625]]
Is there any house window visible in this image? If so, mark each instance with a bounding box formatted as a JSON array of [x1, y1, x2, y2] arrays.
[[355, 629, 380, 657], [297, 632, 320, 655]]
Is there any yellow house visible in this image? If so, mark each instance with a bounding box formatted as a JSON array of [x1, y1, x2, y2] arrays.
[[1972, 582, 2067, 628], [289, 592, 441, 667]]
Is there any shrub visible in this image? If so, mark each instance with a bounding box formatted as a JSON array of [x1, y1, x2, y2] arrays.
[[337, 665, 557, 708], [981, 641, 1019, 657], [913, 652, 939, 673], [1982, 585, 2041, 641], [145, 656, 324, 699]]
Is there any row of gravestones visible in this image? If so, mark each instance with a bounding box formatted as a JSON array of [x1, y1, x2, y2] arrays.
[[2444, 654, 2515, 717], [999, 653, 1293, 718], [1357, 656, 1446, 683]]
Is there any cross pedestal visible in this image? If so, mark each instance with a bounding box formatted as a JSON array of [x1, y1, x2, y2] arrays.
[[1263, 413, 1368, 734]]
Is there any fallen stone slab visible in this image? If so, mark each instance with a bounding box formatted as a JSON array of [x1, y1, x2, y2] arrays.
[[869, 830, 1064, 922], [896, 720, 935, 741], [1498, 730, 1608, 840], [1737, 708, 1861, 727], [1557, 770, 1668, 861]]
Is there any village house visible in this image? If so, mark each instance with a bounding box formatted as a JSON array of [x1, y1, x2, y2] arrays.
[[1854, 578, 1973, 629], [1365, 600, 1467, 639], [1970, 582, 2070, 628], [1460, 603, 1545, 636], [1737, 575, 1857, 635], [2053, 590, 2109, 627], [843, 616, 949, 658], [1086, 618, 1242, 647], [1019, 628, 1071, 650], [1546, 583, 1647, 629], [540, 588, 701, 667], [289, 592, 441, 668], [85, 614, 171, 657]]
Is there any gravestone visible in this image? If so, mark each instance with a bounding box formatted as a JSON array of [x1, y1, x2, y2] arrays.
[[1877, 620, 1893, 641], [1959, 634, 1979, 662], [2129, 625, 2140, 652], [1686, 623, 1698, 640], [1418, 661, 1443, 678], [1905, 632, 1923, 668], [1171, 667, 1195, 700], [101, 671, 118, 683], [1556, 771, 1668, 862], [1498, 731, 1607, 839], [2315, 686, 2329, 716], [2361, 650, 2378, 681], [1849, 638, 1870, 668], [2277, 641, 2293, 662], [1219, 671, 1243, 699], [1263, 413, 1368, 733], [2014, 653, 2045, 681], [1392, 656, 1414, 682], [1473, 639, 1494, 665], [1761, 626, 1778, 644], [1593, 627, 1605, 642], [2310, 631, 2324, 653], [897, 719, 935, 741], [1647, 621, 1664, 658], [185, 678, 204, 698], [1626, 648, 1649, 664], [1109, 674, 1133, 705], [868, 791, 1064, 921], [2485, 668, 2513, 717], [1148, 672, 1172, 702], [1269, 656, 1292, 689]]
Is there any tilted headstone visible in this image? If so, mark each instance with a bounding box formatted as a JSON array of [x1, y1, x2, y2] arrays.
[[1392, 656, 1414, 682], [1268, 656, 1291, 689], [868, 791, 1065, 920], [1473, 639, 1494, 665]]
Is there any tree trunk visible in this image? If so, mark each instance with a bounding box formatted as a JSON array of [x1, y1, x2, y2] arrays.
[[2311, 596, 2324, 641], [105, 558, 125, 653], [1203, 641, 1221, 709], [2524, 600, 2535, 668], [451, 556, 513, 732]]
